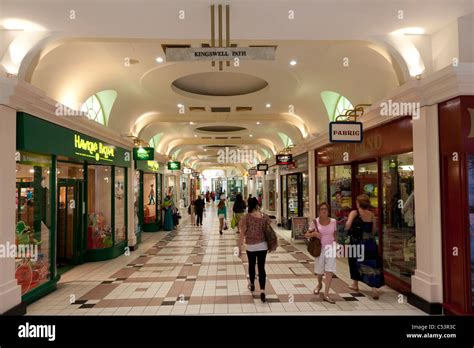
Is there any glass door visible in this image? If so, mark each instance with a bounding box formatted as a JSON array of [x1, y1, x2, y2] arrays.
[[287, 173, 300, 220], [143, 173, 159, 231], [57, 180, 83, 267], [356, 161, 379, 216]]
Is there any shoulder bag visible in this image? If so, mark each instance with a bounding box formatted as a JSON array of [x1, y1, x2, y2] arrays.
[[307, 219, 322, 258], [263, 214, 278, 252]]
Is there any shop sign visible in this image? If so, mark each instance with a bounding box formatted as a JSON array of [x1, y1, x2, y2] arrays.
[[257, 163, 268, 171], [329, 122, 363, 143], [276, 154, 293, 165], [168, 161, 181, 170], [133, 147, 154, 161], [74, 134, 115, 162], [248, 168, 258, 175], [15, 151, 52, 167], [166, 47, 276, 62], [183, 168, 192, 174]]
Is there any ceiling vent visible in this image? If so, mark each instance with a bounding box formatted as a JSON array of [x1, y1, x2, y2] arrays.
[[189, 107, 206, 112], [236, 106, 252, 112], [230, 136, 241, 139], [201, 136, 212, 139], [211, 107, 231, 113]]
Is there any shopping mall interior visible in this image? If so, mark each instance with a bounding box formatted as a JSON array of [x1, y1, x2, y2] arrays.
[[1, 0, 474, 332]]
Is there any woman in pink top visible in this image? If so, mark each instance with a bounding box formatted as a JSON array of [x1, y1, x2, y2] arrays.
[[305, 202, 337, 303]]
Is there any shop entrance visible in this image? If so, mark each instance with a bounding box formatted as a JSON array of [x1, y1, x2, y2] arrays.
[[355, 161, 379, 216], [57, 179, 84, 270]]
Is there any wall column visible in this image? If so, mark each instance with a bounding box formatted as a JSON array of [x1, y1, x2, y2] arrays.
[[128, 161, 137, 248], [308, 150, 316, 221], [0, 105, 23, 314], [409, 105, 443, 312]]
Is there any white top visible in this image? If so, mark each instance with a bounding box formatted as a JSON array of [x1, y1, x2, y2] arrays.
[[246, 241, 268, 252]]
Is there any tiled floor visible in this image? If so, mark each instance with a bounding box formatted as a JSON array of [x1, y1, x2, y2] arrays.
[[27, 203, 424, 315]]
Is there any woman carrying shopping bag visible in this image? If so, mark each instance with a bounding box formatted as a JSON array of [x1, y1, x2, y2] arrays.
[[217, 198, 227, 235]]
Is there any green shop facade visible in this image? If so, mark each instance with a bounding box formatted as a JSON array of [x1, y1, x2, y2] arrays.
[[15, 112, 131, 303]]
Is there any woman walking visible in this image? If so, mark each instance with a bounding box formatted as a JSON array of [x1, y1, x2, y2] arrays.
[[162, 195, 174, 231], [345, 194, 384, 299], [217, 198, 227, 235], [232, 193, 246, 233], [237, 197, 270, 303], [305, 202, 337, 303]]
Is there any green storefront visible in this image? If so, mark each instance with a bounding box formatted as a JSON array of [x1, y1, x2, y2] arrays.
[[15, 112, 131, 303], [135, 160, 164, 233]]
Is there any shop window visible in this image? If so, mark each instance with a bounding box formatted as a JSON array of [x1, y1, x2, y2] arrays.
[[87, 165, 112, 249], [266, 179, 276, 211], [134, 170, 141, 236], [468, 155, 474, 307], [302, 173, 310, 217], [382, 152, 416, 285], [81, 90, 117, 126], [15, 153, 52, 295], [114, 167, 126, 243], [330, 165, 352, 244], [143, 174, 157, 224], [321, 91, 354, 121], [317, 167, 328, 206], [57, 162, 84, 180]]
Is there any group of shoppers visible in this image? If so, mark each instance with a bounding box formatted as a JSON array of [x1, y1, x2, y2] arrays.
[[234, 193, 383, 304], [304, 193, 384, 303]]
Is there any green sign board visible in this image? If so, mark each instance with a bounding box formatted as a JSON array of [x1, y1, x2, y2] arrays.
[[17, 113, 131, 167], [136, 160, 160, 173], [168, 161, 181, 170], [133, 147, 154, 161]]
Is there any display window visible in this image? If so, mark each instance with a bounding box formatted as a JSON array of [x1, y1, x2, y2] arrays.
[[266, 179, 276, 211], [114, 167, 126, 243], [134, 170, 141, 237], [381, 153, 416, 285], [469, 155, 474, 308], [302, 172, 309, 217], [87, 165, 112, 249], [15, 152, 52, 295], [317, 167, 328, 206], [143, 173, 157, 224], [330, 165, 352, 244], [287, 174, 299, 218], [281, 175, 287, 219]]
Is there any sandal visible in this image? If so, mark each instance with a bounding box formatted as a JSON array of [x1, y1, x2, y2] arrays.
[[372, 289, 379, 300], [321, 294, 335, 304], [348, 285, 359, 292], [313, 284, 323, 295], [248, 284, 255, 292]]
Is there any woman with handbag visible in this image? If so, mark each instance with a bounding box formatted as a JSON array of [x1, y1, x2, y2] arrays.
[[305, 202, 337, 304], [237, 197, 271, 303], [217, 198, 227, 235], [345, 194, 384, 299]]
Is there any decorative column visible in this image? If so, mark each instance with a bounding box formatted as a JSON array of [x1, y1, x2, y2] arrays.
[[128, 161, 137, 249], [409, 104, 443, 313], [0, 104, 23, 314], [308, 150, 316, 221]]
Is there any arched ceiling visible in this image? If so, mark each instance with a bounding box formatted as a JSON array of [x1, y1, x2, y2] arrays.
[[3, 0, 472, 173]]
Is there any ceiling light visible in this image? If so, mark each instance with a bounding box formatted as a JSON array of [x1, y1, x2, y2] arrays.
[[256, 122, 260, 125], [177, 103, 184, 108], [204, 149, 207, 152], [249, 134, 253, 137], [392, 27, 425, 35], [189, 121, 194, 125], [156, 57, 164, 63], [289, 60, 297, 66], [194, 134, 198, 137], [265, 103, 271, 108]]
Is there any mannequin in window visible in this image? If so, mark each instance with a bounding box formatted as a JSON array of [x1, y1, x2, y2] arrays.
[[148, 184, 155, 205]]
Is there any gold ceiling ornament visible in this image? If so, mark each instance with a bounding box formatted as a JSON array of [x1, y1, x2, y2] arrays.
[[335, 103, 372, 122], [210, 4, 231, 71], [277, 146, 293, 155]]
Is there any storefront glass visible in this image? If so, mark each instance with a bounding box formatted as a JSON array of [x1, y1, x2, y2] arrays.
[[15, 153, 52, 295], [266, 179, 276, 211], [134, 170, 140, 236], [469, 155, 474, 307], [302, 172, 309, 217], [287, 174, 299, 219], [114, 167, 126, 243], [382, 152, 416, 285], [317, 167, 328, 206], [357, 162, 379, 216], [143, 173, 157, 224], [281, 175, 287, 220], [330, 165, 352, 244], [57, 162, 84, 180], [87, 165, 112, 249]]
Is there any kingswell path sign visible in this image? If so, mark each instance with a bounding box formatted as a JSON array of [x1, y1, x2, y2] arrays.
[[166, 47, 276, 62]]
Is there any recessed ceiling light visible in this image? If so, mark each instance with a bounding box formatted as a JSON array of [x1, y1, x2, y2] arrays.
[[189, 121, 194, 125], [256, 121, 260, 125], [194, 134, 198, 137], [204, 149, 207, 152], [290, 60, 297, 66], [156, 57, 164, 63], [177, 103, 184, 108], [249, 134, 253, 137], [265, 103, 271, 108]]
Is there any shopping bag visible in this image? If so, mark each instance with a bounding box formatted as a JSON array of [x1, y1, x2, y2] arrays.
[[231, 215, 237, 229]]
